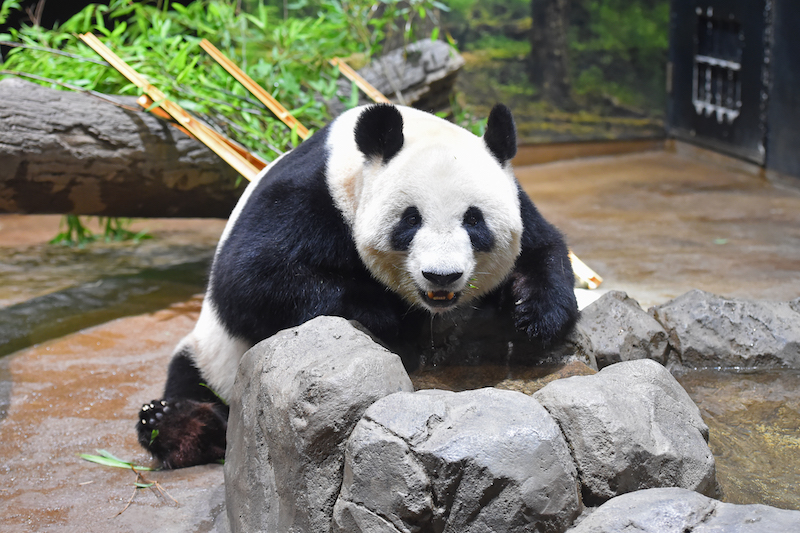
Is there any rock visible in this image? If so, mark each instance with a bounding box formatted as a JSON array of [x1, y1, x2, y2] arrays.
[[567, 487, 800, 533], [333, 388, 582, 533], [224, 316, 414, 533], [576, 291, 669, 369], [333, 39, 465, 114], [533, 359, 716, 505], [650, 289, 800, 368]]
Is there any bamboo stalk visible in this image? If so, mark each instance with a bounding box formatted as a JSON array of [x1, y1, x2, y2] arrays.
[[199, 39, 309, 140], [330, 57, 392, 104], [79, 32, 262, 181], [136, 95, 267, 172], [569, 252, 603, 290]]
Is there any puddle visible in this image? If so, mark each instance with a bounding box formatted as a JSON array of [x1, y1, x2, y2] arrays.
[[0, 259, 211, 356], [0, 224, 220, 357], [677, 368, 800, 510]]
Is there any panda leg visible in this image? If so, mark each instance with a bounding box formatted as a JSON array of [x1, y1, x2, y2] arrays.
[[508, 189, 579, 347], [137, 347, 228, 469]]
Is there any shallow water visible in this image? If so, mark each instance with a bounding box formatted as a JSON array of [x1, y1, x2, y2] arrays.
[[0, 240, 214, 356], [677, 369, 800, 510]]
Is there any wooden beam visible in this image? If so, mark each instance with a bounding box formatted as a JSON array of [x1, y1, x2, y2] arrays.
[[200, 39, 309, 140], [79, 33, 263, 181], [330, 57, 392, 104]]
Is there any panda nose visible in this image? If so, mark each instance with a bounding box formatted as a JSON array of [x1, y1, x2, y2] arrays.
[[422, 271, 463, 287]]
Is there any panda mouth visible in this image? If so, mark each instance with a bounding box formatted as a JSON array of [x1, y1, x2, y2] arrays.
[[421, 290, 460, 309]]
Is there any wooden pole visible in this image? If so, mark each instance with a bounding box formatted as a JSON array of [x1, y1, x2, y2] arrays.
[[200, 39, 310, 140], [79, 33, 263, 181], [330, 57, 392, 104]]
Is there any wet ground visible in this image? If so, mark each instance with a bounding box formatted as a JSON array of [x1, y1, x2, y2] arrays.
[[1, 144, 800, 530]]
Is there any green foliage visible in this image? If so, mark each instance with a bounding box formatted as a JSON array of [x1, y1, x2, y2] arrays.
[[49, 215, 151, 247], [1, 0, 442, 245], [444, 0, 669, 115], [1, 0, 443, 160], [569, 0, 669, 111], [80, 449, 155, 470], [443, 0, 530, 50], [0, 0, 21, 27]]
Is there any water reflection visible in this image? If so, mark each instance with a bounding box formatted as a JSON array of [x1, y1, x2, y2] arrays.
[[677, 369, 800, 510]]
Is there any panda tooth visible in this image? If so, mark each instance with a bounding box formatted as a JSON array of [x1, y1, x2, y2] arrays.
[[427, 291, 435, 300], [447, 292, 454, 300]]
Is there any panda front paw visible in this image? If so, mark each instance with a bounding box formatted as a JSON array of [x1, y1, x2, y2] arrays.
[[135, 398, 228, 469], [513, 298, 575, 347], [510, 275, 578, 348], [138, 399, 169, 448]]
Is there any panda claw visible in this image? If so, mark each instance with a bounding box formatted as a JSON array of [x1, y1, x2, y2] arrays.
[[139, 399, 170, 429]]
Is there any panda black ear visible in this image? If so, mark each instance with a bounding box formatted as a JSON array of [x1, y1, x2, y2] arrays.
[[354, 104, 405, 164], [483, 104, 517, 165]]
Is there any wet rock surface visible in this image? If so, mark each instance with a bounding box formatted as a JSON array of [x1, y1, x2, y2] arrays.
[[534, 360, 716, 505], [650, 289, 800, 368], [567, 487, 800, 533], [574, 290, 669, 368], [334, 388, 581, 533], [224, 316, 413, 533]]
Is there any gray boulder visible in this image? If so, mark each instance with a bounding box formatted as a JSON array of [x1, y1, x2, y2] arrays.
[[333, 388, 582, 533], [534, 360, 716, 504], [650, 290, 800, 368], [568, 487, 800, 533], [576, 291, 669, 369], [224, 316, 414, 533]]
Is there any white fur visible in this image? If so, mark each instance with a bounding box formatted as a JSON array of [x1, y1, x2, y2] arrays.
[[177, 300, 250, 401], [326, 105, 523, 312]]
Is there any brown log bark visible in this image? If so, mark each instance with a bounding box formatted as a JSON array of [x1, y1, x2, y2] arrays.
[[0, 77, 246, 218]]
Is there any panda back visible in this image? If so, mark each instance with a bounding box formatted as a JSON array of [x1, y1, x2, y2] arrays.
[[208, 124, 364, 343]]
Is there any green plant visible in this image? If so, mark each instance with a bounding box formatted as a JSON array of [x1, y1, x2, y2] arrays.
[[48, 215, 152, 246], [1, 0, 443, 245], [2, 0, 443, 159]]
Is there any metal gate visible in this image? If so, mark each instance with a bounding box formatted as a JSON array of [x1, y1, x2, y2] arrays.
[[667, 0, 770, 164]]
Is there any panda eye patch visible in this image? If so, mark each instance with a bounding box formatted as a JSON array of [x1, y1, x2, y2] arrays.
[[463, 206, 494, 252], [404, 210, 421, 227], [391, 206, 422, 251]]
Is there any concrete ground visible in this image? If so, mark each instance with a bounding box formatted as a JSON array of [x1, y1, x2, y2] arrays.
[[1, 145, 799, 531]]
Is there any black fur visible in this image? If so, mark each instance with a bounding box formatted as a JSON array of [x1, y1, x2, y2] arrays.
[[390, 206, 422, 251], [483, 104, 518, 165], [208, 125, 423, 347], [463, 206, 495, 252], [137, 347, 229, 468], [355, 103, 405, 164], [505, 186, 578, 346]]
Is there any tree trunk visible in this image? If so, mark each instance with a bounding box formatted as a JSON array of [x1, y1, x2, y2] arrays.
[[0, 77, 246, 218], [529, 0, 573, 108]]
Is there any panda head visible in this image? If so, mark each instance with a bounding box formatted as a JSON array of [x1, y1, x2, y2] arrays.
[[327, 104, 523, 313]]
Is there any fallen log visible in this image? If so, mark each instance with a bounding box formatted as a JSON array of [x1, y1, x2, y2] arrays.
[[0, 77, 246, 218], [330, 39, 465, 115]]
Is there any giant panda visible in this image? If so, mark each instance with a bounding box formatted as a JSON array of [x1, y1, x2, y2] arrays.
[[137, 103, 579, 468]]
